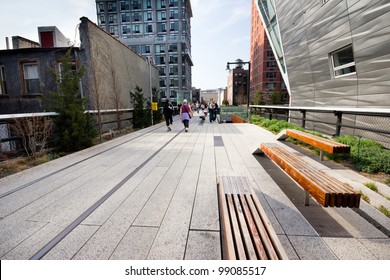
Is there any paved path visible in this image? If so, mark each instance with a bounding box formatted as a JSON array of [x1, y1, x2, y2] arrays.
[[0, 113, 389, 260]]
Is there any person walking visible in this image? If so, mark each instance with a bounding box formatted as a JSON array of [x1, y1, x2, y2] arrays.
[[163, 99, 174, 131], [180, 99, 193, 132], [208, 98, 216, 123]]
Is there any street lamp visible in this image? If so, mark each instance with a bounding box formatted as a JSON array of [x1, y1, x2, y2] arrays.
[[146, 57, 153, 125], [226, 59, 251, 118]]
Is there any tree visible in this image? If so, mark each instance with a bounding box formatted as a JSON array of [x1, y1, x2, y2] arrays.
[[269, 92, 283, 105], [254, 90, 265, 105], [11, 115, 53, 159], [46, 49, 97, 152], [130, 86, 149, 128]]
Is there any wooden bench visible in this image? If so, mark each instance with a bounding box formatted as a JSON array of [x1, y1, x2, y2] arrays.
[[218, 176, 288, 260], [277, 129, 350, 160], [231, 115, 247, 123], [260, 143, 360, 208]]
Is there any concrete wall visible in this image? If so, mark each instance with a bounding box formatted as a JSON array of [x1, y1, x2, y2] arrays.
[[79, 17, 159, 112]]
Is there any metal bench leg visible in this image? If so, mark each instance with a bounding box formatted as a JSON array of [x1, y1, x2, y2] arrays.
[[304, 191, 310, 206], [320, 150, 324, 161]]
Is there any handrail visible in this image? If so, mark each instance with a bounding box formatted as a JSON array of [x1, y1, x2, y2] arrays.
[[249, 105, 390, 138]]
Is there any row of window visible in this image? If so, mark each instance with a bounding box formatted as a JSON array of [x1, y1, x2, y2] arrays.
[[97, 0, 184, 13], [0, 63, 76, 95], [99, 9, 186, 25], [159, 77, 187, 88], [106, 21, 184, 35]]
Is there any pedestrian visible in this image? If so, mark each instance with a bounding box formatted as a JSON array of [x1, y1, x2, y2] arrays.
[[180, 99, 193, 132], [213, 102, 219, 122], [163, 99, 174, 131], [208, 98, 216, 123]]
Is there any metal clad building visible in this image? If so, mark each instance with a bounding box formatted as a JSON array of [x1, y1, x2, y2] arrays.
[[255, 0, 390, 146]]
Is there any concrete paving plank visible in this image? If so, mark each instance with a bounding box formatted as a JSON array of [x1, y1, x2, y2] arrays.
[[190, 146, 219, 231], [72, 167, 169, 260], [110, 226, 159, 260], [185, 230, 221, 260], [288, 235, 338, 260], [42, 225, 100, 260], [323, 237, 377, 260], [132, 143, 192, 227], [358, 238, 390, 259], [0, 220, 47, 258], [147, 166, 200, 260]]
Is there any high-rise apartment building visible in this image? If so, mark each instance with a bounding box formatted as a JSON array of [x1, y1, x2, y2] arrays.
[[250, 0, 287, 103], [95, 0, 193, 102]]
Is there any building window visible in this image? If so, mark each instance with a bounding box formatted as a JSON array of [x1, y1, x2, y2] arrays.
[[266, 83, 275, 90], [266, 61, 277, 68], [133, 24, 141, 33], [109, 14, 117, 23], [266, 72, 277, 79], [133, 0, 140, 9], [146, 0, 152, 8], [108, 1, 117, 12], [109, 26, 118, 35], [331, 45, 356, 78], [158, 23, 166, 32], [0, 66, 6, 95], [122, 25, 131, 34], [145, 24, 153, 33], [132, 12, 142, 21], [120, 0, 129, 10], [121, 13, 130, 22], [23, 63, 40, 94], [169, 55, 178, 64], [168, 43, 177, 52], [97, 2, 105, 13], [156, 44, 165, 53]]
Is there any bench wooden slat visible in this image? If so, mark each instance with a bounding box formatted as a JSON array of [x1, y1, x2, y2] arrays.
[[233, 194, 258, 260], [218, 176, 288, 260], [285, 129, 350, 154], [244, 194, 279, 260], [260, 143, 360, 208]]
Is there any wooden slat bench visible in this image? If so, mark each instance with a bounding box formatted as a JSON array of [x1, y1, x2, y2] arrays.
[[218, 176, 288, 260], [260, 143, 360, 208], [277, 129, 350, 160], [231, 115, 247, 123]]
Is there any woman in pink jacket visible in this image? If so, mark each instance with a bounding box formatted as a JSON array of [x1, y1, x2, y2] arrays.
[[180, 99, 193, 132]]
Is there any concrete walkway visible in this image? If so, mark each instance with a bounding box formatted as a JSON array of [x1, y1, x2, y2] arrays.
[[0, 112, 389, 260]]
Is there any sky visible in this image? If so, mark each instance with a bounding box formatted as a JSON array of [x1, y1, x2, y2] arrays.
[[0, 0, 251, 90]]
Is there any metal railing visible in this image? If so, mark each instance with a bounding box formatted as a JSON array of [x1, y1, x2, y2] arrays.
[[0, 109, 135, 157], [250, 105, 390, 148]]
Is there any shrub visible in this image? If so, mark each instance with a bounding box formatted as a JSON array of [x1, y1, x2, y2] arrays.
[[336, 135, 390, 173], [252, 117, 390, 174]]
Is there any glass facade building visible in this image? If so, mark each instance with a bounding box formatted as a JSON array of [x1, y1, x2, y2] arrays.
[[95, 0, 193, 101]]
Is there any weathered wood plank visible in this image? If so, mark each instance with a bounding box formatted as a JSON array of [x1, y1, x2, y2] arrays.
[[218, 176, 288, 260], [285, 129, 350, 154], [260, 143, 360, 208]]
